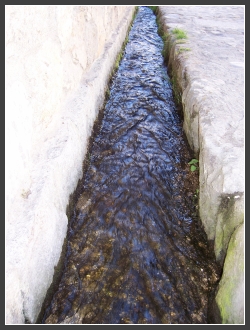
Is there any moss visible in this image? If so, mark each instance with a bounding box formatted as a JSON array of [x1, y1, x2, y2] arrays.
[[215, 193, 244, 266], [215, 225, 244, 324], [169, 72, 182, 106], [214, 221, 225, 263], [154, 17, 184, 108], [216, 281, 234, 323]]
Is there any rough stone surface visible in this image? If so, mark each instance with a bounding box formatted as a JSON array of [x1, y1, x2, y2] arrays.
[[215, 223, 244, 324], [158, 5, 244, 324], [5, 5, 135, 324]]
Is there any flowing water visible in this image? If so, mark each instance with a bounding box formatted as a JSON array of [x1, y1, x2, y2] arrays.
[[41, 7, 220, 324]]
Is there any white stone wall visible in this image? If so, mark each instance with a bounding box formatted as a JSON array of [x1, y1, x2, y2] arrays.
[[5, 5, 135, 324]]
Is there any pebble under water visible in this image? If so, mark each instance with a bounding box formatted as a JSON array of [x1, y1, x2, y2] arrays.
[[41, 7, 220, 324]]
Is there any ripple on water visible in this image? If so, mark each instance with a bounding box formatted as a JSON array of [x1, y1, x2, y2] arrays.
[[42, 6, 220, 324]]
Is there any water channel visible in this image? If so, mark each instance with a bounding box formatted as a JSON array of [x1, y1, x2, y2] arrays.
[[41, 7, 220, 324]]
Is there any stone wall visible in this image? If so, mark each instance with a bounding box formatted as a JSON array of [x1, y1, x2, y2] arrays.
[[158, 6, 244, 324], [5, 5, 135, 324]]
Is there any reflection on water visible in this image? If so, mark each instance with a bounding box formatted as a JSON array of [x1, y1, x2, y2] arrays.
[[42, 7, 220, 324]]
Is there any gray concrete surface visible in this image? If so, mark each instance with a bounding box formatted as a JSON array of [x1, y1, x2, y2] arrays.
[[158, 5, 244, 324]]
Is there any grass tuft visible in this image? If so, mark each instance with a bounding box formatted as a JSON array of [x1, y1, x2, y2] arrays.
[[177, 47, 191, 54], [172, 27, 188, 40]]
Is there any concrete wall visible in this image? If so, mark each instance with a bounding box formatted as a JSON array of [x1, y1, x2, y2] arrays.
[[158, 6, 244, 324], [5, 5, 135, 324]]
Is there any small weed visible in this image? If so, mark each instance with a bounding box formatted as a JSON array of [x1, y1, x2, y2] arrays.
[[178, 47, 191, 54], [188, 158, 199, 172], [175, 40, 187, 44], [172, 27, 188, 40], [194, 189, 199, 198], [159, 33, 170, 62], [193, 189, 199, 208]]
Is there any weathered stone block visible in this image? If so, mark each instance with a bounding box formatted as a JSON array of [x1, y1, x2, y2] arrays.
[[157, 5, 244, 324], [5, 5, 135, 324], [215, 224, 244, 324]]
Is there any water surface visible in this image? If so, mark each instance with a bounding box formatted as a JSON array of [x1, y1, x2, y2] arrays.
[[42, 7, 219, 324]]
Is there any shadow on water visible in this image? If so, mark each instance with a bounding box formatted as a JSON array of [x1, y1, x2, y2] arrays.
[[41, 7, 220, 324]]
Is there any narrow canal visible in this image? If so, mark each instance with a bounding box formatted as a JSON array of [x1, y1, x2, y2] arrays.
[[41, 7, 220, 324]]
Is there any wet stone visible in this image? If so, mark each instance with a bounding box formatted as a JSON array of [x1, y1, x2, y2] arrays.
[[41, 7, 220, 324]]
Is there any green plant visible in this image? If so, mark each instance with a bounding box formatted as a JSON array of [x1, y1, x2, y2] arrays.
[[114, 52, 122, 71], [193, 188, 199, 204], [172, 27, 188, 40], [147, 6, 158, 13], [175, 40, 187, 44], [133, 6, 139, 18], [170, 74, 182, 105], [157, 19, 164, 37], [177, 47, 191, 54], [194, 189, 199, 197], [105, 87, 110, 99], [188, 158, 199, 172]]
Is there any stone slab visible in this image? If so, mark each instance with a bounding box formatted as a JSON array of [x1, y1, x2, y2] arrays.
[[5, 5, 135, 324], [158, 5, 244, 324]]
